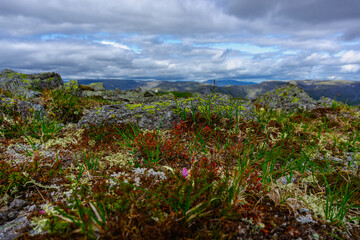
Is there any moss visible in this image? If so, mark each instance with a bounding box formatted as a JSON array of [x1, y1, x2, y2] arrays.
[[143, 105, 155, 110], [146, 109, 156, 114], [43, 126, 84, 149], [292, 97, 300, 103], [126, 103, 143, 110], [103, 152, 133, 168], [16, 73, 29, 79]]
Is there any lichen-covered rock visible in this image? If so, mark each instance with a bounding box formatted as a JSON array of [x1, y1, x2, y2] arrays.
[[89, 82, 105, 91], [63, 80, 82, 97], [77, 91, 249, 130], [253, 83, 317, 111], [79, 84, 95, 91], [0, 95, 46, 119], [0, 69, 63, 93], [143, 90, 156, 97], [77, 101, 181, 130], [316, 96, 337, 107], [82, 90, 107, 98]]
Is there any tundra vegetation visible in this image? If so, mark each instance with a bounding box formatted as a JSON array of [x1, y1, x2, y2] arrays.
[[0, 83, 360, 239]]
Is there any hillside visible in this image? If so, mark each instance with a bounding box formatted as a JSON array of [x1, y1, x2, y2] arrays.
[[75, 79, 360, 105], [1, 69, 360, 239]]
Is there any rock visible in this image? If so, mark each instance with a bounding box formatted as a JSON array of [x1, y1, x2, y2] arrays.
[[9, 199, 27, 211], [253, 84, 317, 112], [77, 101, 181, 130], [6, 211, 18, 221], [143, 90, 156, 97], [0, 216, 31, 240], [316, 96, 337, 107], [63, 79, 82, 97], [79, 84, 95, 91], [82, 90, 107, 98], [18, 89, 43, 99], [77, 91, 244, 130], [0, 212, 6, 225], [0, 69, 63, 94], [89, 82, 105, 91], [0, 96, 46, 119]]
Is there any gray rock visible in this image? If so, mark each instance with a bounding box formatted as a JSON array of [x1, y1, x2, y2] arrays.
[[0, 216, 30, 240], [6, 211, 18, 221], [317, 96, 337, 107], [62, 79, 82, 97], [0, 69, 63, 94], [143, 90, 156, 97], [82, 90, 107, 98], [253, 84, 317, 112], [89, 82, 105, 91], [77, 102, 181, 130], [9, 199, 27, 211], [0, 96, 46, 119], [0, 212, 7, 225], [296, 214, 316, 224]]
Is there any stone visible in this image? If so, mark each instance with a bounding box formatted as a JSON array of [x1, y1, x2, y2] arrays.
[[0, 96, 46, 119], [9, 199, 27, 211], [63, 79, 82, 97], [0, 216, 31, 240], [253, 83, 317, 112], [89, 82, 105, 91], [77, 102, 181, 130], [79, 84, 95, 91], [0, 212, 6, 225], [143, 90, 156, 97], [6, 211, 18, 221], [0, 69, 63, 94]]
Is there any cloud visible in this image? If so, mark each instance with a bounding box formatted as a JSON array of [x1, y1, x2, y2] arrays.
[[341, 50, 360, 64], [0, 0, 359, 81], [341, 64, 360, 73]]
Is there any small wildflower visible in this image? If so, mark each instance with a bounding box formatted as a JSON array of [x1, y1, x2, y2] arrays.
[[182, 168, 189, 178], [40, 210, 45, 215]]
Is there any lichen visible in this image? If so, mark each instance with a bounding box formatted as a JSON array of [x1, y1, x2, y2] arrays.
[[126, 103, 143, 110], [103, 152, 133, 168]]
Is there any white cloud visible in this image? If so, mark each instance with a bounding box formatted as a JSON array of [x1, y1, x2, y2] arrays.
[[340, 50, 360, 64], [341, 64, 360, 73], [98, 41, 131, 51], [0, 0, 359, 81]]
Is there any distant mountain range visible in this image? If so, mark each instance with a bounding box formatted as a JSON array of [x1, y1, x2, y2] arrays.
[[75, 79, 360, 105]]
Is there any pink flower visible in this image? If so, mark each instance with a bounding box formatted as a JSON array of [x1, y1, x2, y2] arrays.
[[182, 168, 189, 178], [40, 210, 45, 215]]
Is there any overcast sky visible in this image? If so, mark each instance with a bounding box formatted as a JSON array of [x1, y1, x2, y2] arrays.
[[0, 0, 360, 82]]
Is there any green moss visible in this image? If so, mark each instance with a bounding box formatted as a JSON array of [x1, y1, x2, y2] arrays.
[[143, 105, 155, 110], [17, 73, 29, 79], [146, 109, 156, 114], [126, 103, 143, 110], [292, 97, 300, 103]]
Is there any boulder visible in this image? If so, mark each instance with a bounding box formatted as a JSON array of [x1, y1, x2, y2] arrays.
[[253, 84, 317, 111], [89, 82, 105, 91], [77, 101, 181, 130], [0, 69, 63, 93], [63, 80, 82, 97], [0, 95, 46, 119]]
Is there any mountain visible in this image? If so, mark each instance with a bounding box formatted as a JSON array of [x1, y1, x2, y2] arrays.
[[75, 79, 148, 90], [203, 80, 257, 87], [75, 79, 360, 105]]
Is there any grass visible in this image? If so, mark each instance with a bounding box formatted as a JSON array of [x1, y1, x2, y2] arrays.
[[1, 86, 360, 239]]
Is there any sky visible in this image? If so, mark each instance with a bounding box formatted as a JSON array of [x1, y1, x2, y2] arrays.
[[0, 0, 360, 82]]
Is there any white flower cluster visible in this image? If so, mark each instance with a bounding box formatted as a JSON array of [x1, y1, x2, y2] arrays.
[[132, 168, 167, 182], [108, 168, 167, 188]]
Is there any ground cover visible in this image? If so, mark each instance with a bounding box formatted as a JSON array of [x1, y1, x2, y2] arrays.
[[0, 86, 359, 239]]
